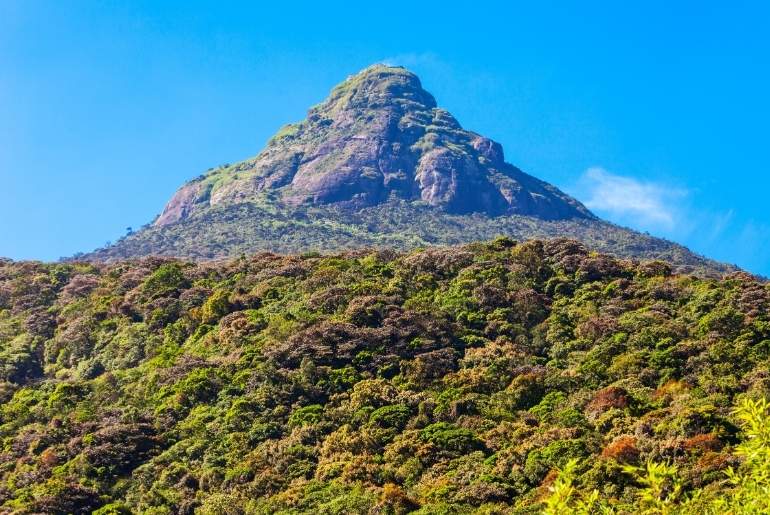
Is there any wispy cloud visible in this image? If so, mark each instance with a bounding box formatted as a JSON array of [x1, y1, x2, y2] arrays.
[[577, 167, 687, 231], [708, 209, 734, 241], [571, 167, 770, 274], [379, 52, 442, 69], [378, 53, 455, 86]]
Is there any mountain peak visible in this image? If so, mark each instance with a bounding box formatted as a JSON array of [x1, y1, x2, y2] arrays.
[[154, 64, 592, 226], [318, 64, 437, 112], [83, 65, 735, 278]]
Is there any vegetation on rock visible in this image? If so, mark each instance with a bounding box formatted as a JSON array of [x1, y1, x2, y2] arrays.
[[83, 200, 734, 278], [82, 65, 733, 276], [153, 65, 591, 226]]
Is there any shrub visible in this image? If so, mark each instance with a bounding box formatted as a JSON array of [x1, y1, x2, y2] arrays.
[[141, 263, 189, 299], [601, 435, 640, 463], [201, 290, 232, 323], [420, 422, 483, 455], [289, 404, 324, 427], [369, 404, 411, 429], [585, 386, 630, 417]]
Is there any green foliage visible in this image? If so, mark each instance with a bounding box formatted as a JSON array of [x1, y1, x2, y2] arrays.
[[92, 502, 132, 515], [369, 404, 412, 429], [420, 423, 483, 455], [84, 200, 734, 278], [289, 404, 324, 427], [543, 396, 770, 514], [0, 240, 763, 512], [201, 289, 231, 323], [712, 397, 770, 513], [542, 460, 601, 515], [141, 262, 189, 299], [525, 439, 587, 484], [623, 461, 684, 514]]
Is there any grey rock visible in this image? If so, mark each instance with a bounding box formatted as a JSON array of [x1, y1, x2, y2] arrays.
[[155, 65, 593, 226]]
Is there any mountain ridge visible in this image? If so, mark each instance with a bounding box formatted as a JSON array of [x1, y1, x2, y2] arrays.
[[155, 65, 593, 226], [82, 200, 735, 278], [82, 64, 735, 277]]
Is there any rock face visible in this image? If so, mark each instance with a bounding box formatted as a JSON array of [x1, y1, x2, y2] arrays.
[[82, 64, 735, 277], [155, 65, 593, 226]]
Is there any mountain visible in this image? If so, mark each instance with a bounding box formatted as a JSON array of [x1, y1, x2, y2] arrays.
[[81, 65, 734, 277], [155, 65, 591, 225], [0, 239, 766, 512]]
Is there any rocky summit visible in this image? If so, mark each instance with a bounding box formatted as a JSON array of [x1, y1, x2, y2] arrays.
[[83, 65, 734, 277], [155, 65, 591, 226]]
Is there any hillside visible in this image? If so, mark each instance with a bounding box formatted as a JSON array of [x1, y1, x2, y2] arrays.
[[153, 65, 591, 225], [84, 201, 735, 278], [81, 65, 733, 277], [2, 239, 768, 513]]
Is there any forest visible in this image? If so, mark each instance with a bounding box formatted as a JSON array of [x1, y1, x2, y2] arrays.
[[1, 237, 768, 513]]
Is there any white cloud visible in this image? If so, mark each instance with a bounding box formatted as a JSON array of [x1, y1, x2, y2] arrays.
[[570, 167, 768, 275], [708, 209, 734, 240], [377, 53, 454, 85], [578, 167, 687, 231], [379, 52, 442, 69]]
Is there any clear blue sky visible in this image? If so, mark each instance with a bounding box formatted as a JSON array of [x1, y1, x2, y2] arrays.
[[2, 1, 769, 274]]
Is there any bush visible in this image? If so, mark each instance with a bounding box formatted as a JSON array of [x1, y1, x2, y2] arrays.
[[420, 422, 484, 455], [142, 263, 189, 299], [369, 404, 411, 429], [289, 404, 324, 427]]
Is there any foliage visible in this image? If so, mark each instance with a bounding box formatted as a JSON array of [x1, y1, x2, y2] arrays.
[[83, 200, 734, 278], [0, 239, 766, 512], [543, 396, 770, 514]]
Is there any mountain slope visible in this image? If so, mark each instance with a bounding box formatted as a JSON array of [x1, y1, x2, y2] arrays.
[[154, 65, 591, 225], [83, 65, 734, 277], [86, 200, 733, 277], [1, 239, 767, 512]]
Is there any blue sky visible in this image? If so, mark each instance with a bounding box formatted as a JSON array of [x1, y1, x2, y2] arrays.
[[2, 1, 769, 274]]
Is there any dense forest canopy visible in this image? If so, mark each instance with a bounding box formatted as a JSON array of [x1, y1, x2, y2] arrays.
[[1, 238, 768, 513], [82, 201, 734, 279]]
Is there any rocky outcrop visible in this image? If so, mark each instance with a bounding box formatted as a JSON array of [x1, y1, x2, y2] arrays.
[[155, 182, 207, 226], [155, 65, 593, 226]]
